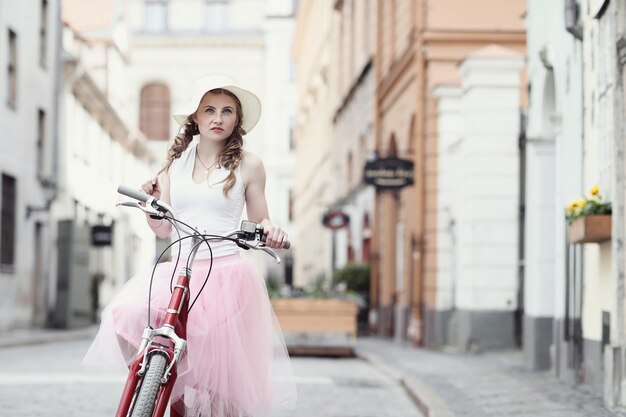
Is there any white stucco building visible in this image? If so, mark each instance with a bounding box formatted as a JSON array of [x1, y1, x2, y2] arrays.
[[46, 0, 157, 327], [0, 0, 297, 333], [433, 46, 525, 351], [0, 0, 62, 331], [525, 0, 586, 382], [524, 0, 626, 403]]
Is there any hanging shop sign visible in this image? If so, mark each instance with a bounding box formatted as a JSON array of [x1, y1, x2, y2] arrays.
[[363, 156, 414, 190], [91, 225, 113, 247], [322, 209, 350, 230]]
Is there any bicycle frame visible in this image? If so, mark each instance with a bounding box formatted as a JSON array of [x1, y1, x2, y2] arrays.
[[115, 235, 201, 417]]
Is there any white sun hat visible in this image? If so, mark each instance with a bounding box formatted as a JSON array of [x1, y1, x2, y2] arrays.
[[173, 75, 262, 134]]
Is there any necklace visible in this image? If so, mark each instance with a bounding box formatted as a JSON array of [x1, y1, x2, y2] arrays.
[[195, 148, 220, 173], [195, 146, 221, 187]]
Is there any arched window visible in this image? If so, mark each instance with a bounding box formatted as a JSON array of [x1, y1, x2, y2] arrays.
[[139, 83, 170, 140], [388, 134, 398, 157]]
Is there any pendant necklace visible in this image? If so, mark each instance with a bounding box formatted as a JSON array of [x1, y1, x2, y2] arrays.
[[195, 147, 220, 186]]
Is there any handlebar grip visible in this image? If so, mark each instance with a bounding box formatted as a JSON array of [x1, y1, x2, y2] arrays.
[[117, 185, 151, 203], [259, 233, 291, 249]]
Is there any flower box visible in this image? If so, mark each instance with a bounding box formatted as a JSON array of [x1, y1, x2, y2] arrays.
[[271, 298, 358, 356], [568, 214, 612, 244]]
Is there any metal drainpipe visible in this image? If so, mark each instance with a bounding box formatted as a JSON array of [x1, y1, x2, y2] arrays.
[[44, 1, 63, 326]]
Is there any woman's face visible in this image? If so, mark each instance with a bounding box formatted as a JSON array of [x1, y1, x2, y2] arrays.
[[194, 91, 239, 142]]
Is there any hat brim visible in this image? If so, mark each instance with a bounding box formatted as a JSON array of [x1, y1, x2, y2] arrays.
[[173, 81, 261, 134]]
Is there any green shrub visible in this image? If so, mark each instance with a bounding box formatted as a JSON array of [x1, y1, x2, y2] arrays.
[[307, 274, 331, 298], [332, 262, 370, 292]]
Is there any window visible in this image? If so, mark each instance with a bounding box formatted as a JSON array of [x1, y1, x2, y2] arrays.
[[40, 0, 48, 67], [288, 189, 294, 222], [205, 1, 229, 32], [140, 83, 170, 140], [8, 29, 17, 107], [347, 151, 353, 185], [288, 115, 296, 151], [288, 60, 296, 82], [37, 109, 46, 177], [1, 174, 17, 269], [144, 1, 168, 33]]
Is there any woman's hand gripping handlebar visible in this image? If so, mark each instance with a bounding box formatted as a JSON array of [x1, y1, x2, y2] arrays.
[[117, 185, 173, 219]]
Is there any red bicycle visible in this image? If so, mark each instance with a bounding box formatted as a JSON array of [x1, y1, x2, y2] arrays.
[[113, 185, 289, 417]]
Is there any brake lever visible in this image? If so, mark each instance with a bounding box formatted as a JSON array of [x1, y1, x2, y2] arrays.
[[116, 201, 164, 218], [232, 235, 282, 263], [260, 246, 282, 264]]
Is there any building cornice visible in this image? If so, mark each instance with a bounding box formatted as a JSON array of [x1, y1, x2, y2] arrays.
[[334, 59, 373, 123], [377, 46, 415, 104], [376, 29, 525, 104], [423, 29, 526, 45], [132, 32, 265, 49], [64, 59, 155, 163]]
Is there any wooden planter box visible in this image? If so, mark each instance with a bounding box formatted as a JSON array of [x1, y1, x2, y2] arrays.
[[568, 214, 612, 244], [271, 298, 358, 356]]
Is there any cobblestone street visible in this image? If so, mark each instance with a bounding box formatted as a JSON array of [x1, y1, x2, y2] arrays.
[[357, 338, 626, 417], [0, 337, 422, 417]]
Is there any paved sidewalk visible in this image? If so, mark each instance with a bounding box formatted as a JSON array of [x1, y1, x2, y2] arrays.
[[356, 337, 626, 417], [0, 326, 97, 349]]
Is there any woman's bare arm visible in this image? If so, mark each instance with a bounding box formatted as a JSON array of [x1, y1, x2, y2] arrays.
[[241, 152, 287, 248]]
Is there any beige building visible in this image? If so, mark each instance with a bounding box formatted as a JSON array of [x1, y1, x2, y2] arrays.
[[371, 0, 526, 345], [330, 0, 376, 270], [292, 0, 526, 343], [291, 0, 336, 287]]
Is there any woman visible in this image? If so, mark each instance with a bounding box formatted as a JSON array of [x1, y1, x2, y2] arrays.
[[83, 75, 297, 417]]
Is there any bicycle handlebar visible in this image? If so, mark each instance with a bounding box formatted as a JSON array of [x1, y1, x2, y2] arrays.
[[118, 185, 174, 216], [116, 184, 291, 261], [117, 185, 151, 203]]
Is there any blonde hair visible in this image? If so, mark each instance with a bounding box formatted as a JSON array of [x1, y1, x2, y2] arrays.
[[158, 89, 245, 197]]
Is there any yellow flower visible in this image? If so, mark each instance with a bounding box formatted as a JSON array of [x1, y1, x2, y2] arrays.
[[590, 185, 600, 197], [565, 201, 577, 212], [576, 198, 588, 208]]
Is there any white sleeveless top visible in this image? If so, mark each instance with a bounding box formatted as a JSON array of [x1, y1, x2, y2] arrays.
[[168, 140, 246, 260]]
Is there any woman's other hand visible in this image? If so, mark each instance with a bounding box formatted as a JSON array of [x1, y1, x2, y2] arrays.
[[260, 219, 288, 249], [141, 176, 161, 199]]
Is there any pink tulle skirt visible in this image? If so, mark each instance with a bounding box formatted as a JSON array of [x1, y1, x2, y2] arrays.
[[82, 254, 297, 417]]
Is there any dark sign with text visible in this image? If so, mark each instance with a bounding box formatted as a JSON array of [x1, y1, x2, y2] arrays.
[[363, 157, 414, 190], [91, 225, 113, 247]]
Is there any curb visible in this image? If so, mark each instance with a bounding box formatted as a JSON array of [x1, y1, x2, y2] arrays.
[[356, 349, 455, 417], [0, 326, 97, 349]]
